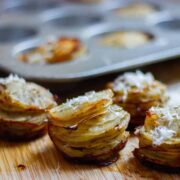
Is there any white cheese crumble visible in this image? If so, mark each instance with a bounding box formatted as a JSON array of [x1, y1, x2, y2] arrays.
[[50, 90, 113, 118], [149, 106, 180, 126], [113, 70, 154, 91], [63, 90, 112, 111], [149, 106, 180, 145], [113, 70, 154, 100], [0, 74, 25, 84], [151, 126, 176, 145]]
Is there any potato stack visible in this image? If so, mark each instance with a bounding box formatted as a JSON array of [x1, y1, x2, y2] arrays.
[[108, 71, 168, 128], [19, 37, 86, 64], [134, 106, 180, 168], [0, 75, 57, 140], [101, 31, 151, 49], [48, 90, 130, 164]]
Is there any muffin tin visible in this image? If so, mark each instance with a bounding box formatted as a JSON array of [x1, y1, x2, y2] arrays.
[[0, 0, 180, 82]]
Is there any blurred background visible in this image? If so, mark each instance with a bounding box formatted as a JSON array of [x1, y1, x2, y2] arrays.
[[0, 0, 179, 98]]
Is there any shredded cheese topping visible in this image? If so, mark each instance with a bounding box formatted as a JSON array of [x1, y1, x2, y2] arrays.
[[113, 71, 154, 91], [54, 90, 113, 113], [113, 71, 154, 100], [150, 106, 180, 126], [151, 126, 176, 145], [149, 106, 180, 145]]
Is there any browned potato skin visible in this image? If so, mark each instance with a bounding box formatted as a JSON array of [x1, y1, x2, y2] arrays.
[[62, 141, 127, 166], [0, 75, 57, 141], [48, 123, 127, 166], [0, 95, 58, 141], [134, 148, 180, 169], [0, 119, 47, 141]]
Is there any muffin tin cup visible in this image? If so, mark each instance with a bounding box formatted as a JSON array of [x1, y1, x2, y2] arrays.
[[0, 0, 180, 82], [2, 0, 63, 14]]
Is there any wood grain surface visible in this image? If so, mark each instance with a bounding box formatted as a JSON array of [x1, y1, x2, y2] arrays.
[[0, 59, 180, 180]]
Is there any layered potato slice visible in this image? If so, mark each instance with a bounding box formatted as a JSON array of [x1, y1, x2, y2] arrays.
[[0, 110, 47, 140], [0, 75, 56, 112], [134, 106, 180, 168], [0, 74, 57, 140], [49, 90, 113, 129], [49, 105, 129, 145], [48, 90, 130, 164], [108, 71, 168, 127]]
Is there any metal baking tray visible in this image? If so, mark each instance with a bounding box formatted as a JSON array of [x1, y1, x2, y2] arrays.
[[0, 0, 180, 82]]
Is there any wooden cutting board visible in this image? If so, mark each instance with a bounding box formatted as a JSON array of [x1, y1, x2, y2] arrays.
[[0, 60, 180, 180]]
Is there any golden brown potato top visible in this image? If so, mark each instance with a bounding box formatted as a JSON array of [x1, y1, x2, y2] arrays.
[[49, 90, 113, 128], [19, 37, 85, 64], [101, 31, 152, 48]]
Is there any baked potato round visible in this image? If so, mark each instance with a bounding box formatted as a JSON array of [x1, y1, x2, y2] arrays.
[[100, 31, 152, 49], [19, 37, 86, 64], [0, 75, 57, 140], [134, 106, 180, 168], [107, 71, 168, 128], [48, 90, 130, 165]]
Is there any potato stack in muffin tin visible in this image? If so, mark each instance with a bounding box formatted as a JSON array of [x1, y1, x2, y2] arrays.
[[48, 90, 130, 165], [101, 31, 152, 49], [0, 74, 57, 140], [108, 71, 168, 128], [134, 106, 180, 168], [19, 37, 86, 64]]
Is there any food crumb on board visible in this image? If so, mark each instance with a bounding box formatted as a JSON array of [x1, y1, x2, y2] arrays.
[[17, 164, 26, 170]]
